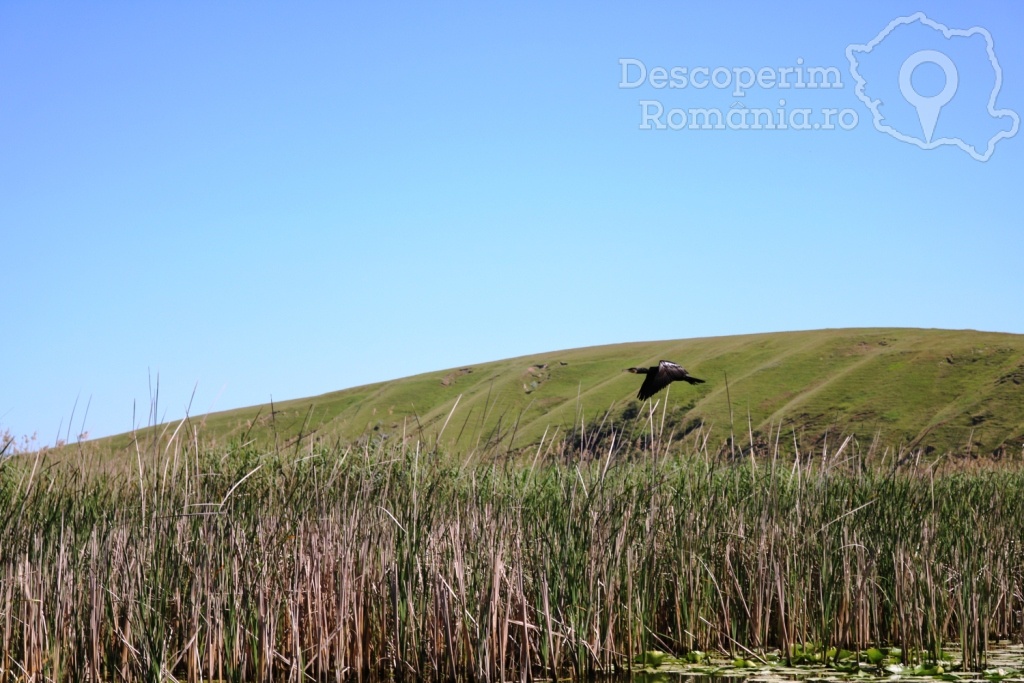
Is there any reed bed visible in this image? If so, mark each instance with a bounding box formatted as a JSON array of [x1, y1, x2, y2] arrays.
[[1, 426, 1023, 682]]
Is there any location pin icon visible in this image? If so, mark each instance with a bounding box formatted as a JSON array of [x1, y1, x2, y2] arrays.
[[899, 50, 958, 143]]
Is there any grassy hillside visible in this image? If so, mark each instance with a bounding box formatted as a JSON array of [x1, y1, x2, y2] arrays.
[[104, 328, 1024, 459]]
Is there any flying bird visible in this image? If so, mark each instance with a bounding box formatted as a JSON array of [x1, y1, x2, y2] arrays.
[[627, 360, 705, 400]]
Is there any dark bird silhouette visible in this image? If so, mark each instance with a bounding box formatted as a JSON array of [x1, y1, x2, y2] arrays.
[[627, 360, 705, 400]]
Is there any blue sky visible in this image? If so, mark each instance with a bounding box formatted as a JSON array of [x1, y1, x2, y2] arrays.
[[2, 2, 1021, 444]]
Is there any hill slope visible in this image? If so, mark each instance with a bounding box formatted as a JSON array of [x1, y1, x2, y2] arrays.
[[109, 328, 1024, 458]]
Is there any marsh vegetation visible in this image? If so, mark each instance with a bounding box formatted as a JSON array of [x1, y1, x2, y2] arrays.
[[1, 418, 1022, 682]]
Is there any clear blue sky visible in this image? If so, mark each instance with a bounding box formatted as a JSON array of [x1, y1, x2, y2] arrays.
[[2, 2, 1021, 443]]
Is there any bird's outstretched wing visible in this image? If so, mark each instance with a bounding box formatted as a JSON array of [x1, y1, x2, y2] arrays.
[[657, 360, 705, 385], [636, 372, 664, 400]]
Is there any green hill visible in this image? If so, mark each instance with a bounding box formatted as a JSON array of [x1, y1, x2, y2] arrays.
[[107, 328, 1024, 459]]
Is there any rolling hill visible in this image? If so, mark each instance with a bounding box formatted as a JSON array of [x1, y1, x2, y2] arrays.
[[105, 328, 1024, 459]]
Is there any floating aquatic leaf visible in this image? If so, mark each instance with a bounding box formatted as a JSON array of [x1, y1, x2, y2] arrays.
[[635, 650, 670, 667], [912, 663, 946, 676]]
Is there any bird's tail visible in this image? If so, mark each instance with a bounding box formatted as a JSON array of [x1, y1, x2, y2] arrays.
[[683, 376, 706, 385]]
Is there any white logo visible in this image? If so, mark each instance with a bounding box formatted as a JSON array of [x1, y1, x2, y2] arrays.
[[847, 12, 1018, 161]]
